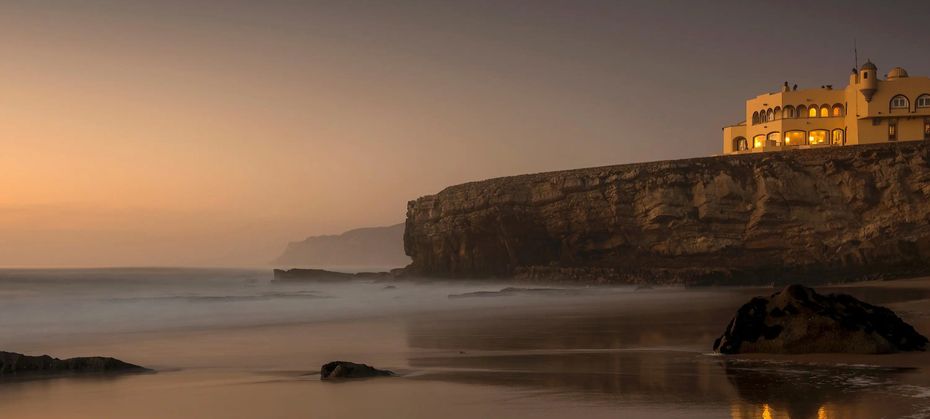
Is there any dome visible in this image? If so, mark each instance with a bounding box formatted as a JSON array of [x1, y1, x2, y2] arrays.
[[887, 67, 909, 79], [860, 60, 877, 71]]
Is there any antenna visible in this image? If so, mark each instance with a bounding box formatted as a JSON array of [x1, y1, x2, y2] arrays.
[[854, 38, 858, 69]]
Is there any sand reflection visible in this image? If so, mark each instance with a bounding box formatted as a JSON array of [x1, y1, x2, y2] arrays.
[[404, 289, 930, 418]]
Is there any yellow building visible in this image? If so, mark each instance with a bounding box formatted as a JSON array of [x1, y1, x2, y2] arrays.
[[723, 61, 930, 154]]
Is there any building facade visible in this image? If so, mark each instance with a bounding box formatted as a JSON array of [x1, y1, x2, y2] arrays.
[[722, 61, 930, 154]]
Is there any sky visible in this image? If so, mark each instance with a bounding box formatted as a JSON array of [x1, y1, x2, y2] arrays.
[[1, 0, 929, 267]]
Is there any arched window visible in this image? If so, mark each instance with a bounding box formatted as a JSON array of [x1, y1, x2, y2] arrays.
[[797, 105, 807, 118], [783, 105, 795, 119], [831, 129, 845, 145], [809, 106, 819, 118], [820, 105, 830, 118], [917, 94, 930, 108], [774, 106, 781, 120], [752, 134, 765, 148], [752, 112, 760, 125], [733, 137, 748, 151], [832, 104, 844, 117], [766, 109, 774, 122], [767, 131, 781, 146], [891, 95, 909, 109], [785, 130, 806, 145], [809, 129, 828, 145]]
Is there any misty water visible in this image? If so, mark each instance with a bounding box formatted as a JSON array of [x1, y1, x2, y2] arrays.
[[1, 268, 929, 419]]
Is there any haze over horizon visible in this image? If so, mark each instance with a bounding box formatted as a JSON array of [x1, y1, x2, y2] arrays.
[[3, 0, 929, 267]]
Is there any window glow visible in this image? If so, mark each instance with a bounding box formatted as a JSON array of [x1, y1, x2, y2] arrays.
[[767, 132, 781, 146], [753, 135, 765, 148], [809, 107, 818, 118], [820, 106, 829, 117], [831, 129, 844, 145], [809, 130, 827, 145], [785, 130, 805, 145]]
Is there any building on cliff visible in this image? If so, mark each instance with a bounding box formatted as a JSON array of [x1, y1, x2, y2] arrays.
[[723, 61, 930, 154]]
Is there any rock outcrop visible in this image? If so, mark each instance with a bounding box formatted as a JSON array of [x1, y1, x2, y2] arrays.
[[0, 351, 150, 376], [320, 361, 394, 380], [404, 142, 930, 284], [713, 284, 928, 354], [275, 224, 410, 268]]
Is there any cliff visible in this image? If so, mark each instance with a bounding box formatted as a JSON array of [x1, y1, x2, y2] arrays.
[[275, 223, 410, 269], [404, 142, 930, 285]]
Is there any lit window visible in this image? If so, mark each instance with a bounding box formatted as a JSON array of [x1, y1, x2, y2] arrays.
[[767, 132, 781, 146], [785, 131, 806, 145], [753, 135, 765, 148], [820, 106, 829, 118], [831, 129, 845, 145], [809, 107, 818, 118], [832, 104, 844, 117], [891, 95, 909, 109], [918, 95, 930, 108], [809, 130, 828, 145], [889, 119, 898, 141]]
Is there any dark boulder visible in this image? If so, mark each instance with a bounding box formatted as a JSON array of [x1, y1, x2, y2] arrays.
[[320, 361, 394, 380], [713, 284, 928, 354], [0, 351, 150, 376]]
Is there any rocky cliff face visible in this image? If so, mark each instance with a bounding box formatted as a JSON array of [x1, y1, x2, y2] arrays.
[[404, 142, 930, 284]]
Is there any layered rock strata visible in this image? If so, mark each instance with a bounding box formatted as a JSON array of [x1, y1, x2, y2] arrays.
[[404, 142, 930, 284]]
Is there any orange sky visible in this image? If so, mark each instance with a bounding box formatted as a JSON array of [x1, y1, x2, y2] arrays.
[[3, 1, 927, 266]]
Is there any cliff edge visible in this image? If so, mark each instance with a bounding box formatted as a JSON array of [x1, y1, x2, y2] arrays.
[[404, 142, 930, 285]]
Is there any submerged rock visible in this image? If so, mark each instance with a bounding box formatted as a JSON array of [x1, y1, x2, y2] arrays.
[[447, 287, 586, 299], [713, 284, 929, 354], [0, 351, 150, 376], [320, 361, 394, 380], [272, 268, 392, 282]]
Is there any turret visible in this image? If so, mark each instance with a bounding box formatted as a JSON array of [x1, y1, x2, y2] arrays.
[[859, 60, 878, 102]]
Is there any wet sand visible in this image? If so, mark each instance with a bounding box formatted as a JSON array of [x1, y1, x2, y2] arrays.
[[1, 270, 929, 418]]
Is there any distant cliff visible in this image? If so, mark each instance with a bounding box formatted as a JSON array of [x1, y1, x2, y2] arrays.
[[275, 223, 410, 268], [404, 142, 930, 285]]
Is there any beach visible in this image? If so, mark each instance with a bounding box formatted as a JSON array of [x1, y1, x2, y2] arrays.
[[0, 269, 928, 418]]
